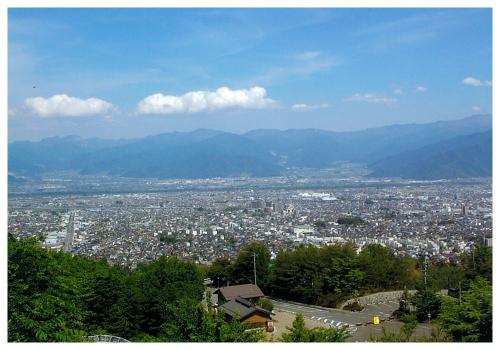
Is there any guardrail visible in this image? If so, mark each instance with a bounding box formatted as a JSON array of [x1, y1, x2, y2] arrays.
[[339, 290, 416, 310], [88, 335, 130, 342]]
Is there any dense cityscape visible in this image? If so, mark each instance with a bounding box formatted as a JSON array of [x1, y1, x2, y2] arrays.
[[8, 173, 492, 268], [6, 7, 493, 343]]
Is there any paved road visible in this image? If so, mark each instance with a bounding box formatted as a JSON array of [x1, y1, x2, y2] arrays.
[[363, 300, 400, 319], [270, 297, 400, 334], [63, 213, 75, 252]]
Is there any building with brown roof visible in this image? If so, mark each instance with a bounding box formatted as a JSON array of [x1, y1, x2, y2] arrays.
[[214, 283, 264, 305], [218, 297, 273, 329]]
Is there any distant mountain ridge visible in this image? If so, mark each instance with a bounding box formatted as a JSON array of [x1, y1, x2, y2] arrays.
[[370, 131, 492, 179], [8, 115, 492, 180]]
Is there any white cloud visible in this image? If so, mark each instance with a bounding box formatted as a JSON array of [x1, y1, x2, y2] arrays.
[[137, 86, 276, 115], [25, 94, 113, 117], [345, 93, 396, 104], [251, 51, 339, 85], [415, 85, 427, 92], [291, 103, 309, 110], [291, 103, 329, 111], [472, 106, 481, 112], [393, 88, 404, 95], [462, 76, 492, 87], [296, 51, 322, 60]]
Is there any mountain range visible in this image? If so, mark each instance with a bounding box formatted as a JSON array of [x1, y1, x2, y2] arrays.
[[8, 114, 492, 180]]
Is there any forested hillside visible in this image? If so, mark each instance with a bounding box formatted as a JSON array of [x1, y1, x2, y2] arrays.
[[9, 115, 492, 180], [8, 235, 263, 342], [9, 236, 492, 342]]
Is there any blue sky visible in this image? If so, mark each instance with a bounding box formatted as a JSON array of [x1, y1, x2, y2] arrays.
[[8, 8, 492, 141]]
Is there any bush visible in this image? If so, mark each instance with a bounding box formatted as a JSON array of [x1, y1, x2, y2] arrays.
[[281, 314, 350, 342], [255, 298, 273, 312], [412, 288, 441, 322], [342, 301, 364, 312], [337, 216, 364, 226], [438, 277, 492, 342]]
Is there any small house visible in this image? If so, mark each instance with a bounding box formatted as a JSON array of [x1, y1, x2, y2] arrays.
[[218, 296, 272, 329], [214, 283, 264, 305]]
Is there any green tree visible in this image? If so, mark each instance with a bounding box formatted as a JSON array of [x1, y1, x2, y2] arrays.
[[160, 298, 216, 341], [230, 241, 270, 286], [158, 232, 177, 244], [268, 243, 369, 306], [323, 256, 363, 300], [428, 261, 464, 291], [395, 288, 412, 318], [218, 319, 265, 342], [438, 277, 492, 342], [255, 298, 274, 312], [159, 298, 264, 342], [358, 244, 417, 291], [8, 236, 89, 342], [207, 257, 231, 288], [84, 262, 128, 333], [461, 245, 492, 284], [412, 287, 441, 322], [314, 220, 327, 230], [267, 245, 323, 304], [281, 314, 349, 342], [132, 256, 204, 336], [337, 216, 364, 226], [8, 236, 265, 343]]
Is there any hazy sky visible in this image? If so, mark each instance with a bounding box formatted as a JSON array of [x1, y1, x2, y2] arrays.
[[8, 8, 492, 141]]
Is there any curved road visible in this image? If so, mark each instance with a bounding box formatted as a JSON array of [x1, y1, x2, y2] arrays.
[[270, 297, 399, 334]]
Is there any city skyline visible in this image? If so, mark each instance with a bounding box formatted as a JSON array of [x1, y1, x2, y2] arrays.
[[5, 5, 494, 343]]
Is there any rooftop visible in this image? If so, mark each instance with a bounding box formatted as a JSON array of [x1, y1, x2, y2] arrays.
[[215, 283, 264, 301]]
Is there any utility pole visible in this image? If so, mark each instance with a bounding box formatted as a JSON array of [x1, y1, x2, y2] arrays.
[[472, 247, 476, 271], [253, 252, 257, 286], [459, 281, 462, 304], [424, 252, 429, 289]]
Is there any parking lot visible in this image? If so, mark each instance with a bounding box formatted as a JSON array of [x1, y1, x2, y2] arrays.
[[269, 298, 435, 341], [270, 297, 402, 335]]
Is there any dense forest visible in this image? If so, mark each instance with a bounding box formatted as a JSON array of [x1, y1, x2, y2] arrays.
[[208, 241, 492, 342], [8, 234, 264, 342], [9, 235, 492, 342], [209, 241, 419, 306]]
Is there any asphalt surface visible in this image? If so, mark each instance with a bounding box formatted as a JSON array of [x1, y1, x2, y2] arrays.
[[270, 297, 400, 335], [63, 212, 75, 252]]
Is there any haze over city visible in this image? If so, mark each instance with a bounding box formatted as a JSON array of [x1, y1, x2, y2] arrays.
[[6, 5, 494, 344]]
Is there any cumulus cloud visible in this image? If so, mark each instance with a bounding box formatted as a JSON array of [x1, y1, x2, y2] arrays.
[[291, 103, 329, 111], [393, 88, 404, 95], [462, 77, 492, 87], [25, 94, 113, 117], [137, 86, 276, 114], [415, 85, 427, 92], [345, 93, 396, 104], [472, 106, 481, 112]]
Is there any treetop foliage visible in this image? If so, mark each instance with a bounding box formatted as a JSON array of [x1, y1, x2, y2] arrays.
[[8, 236, 259, 342], [9, 235, 491, 343], [281, 314, 350, 342]]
